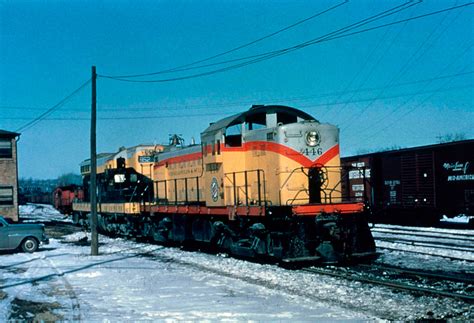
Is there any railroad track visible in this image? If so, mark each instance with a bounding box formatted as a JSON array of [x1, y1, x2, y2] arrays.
[[377, 245, 474, 263], [370, 226, 474, 241], [374, 237, 474, 253], [302, 265, 474, 303], [372, 227, 474, 242], [357, 263, 474, 284]]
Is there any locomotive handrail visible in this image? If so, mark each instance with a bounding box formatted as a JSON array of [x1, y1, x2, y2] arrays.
[[322, 167, 345, 203], [279, 167, 306, 191], [327, 165, 373, 204], [223, 173, 248, 204], [279, 166, 326, 205], [224, 169, 266, 206], [286, 188, 339, 205], [140, 184, 152, 209], [153, 176, 201, 205], [281, 165, 370, 206], [129, 183, 139, 203], [300, 165, 330, 190], [285, 189, 309, 206]]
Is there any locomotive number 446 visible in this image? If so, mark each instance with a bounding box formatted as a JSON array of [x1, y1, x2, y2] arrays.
[[300, 147, 323, 156]]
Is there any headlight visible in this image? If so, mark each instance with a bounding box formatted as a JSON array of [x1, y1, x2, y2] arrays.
[[305, 131, 320, 146]]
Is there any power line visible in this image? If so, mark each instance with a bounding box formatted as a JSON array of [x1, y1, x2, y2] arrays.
[[4, 83, 471, 122], [2, 70, 471, 113], [352, 44, 473, 143], [100, 2, 473, 84], [15, 79, 91, 133], [299, 84, 473, 108], [322, 3, 417, 120], [320, 5, 403, 119], [100, 1, 422, 82], [5, 112, 227, 121], [338, 2, 461, 130], [106, 1, 349, 78]]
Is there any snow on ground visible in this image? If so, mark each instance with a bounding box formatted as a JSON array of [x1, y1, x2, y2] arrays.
[[1, 235, 369, 320], [0, 205, 473, 320], [371, 223, 474, 271], [375, 241, 474, 273], [19, 203, 71, 223], [440, 214, 474, 224]]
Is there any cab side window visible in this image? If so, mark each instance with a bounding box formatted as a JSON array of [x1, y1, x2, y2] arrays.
[[225, 124, 242, 147], [245, 113, 266, 130]]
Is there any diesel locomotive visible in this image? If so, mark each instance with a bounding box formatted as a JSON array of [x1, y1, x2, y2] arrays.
[[72, 105, 376, 264], [52, 185, 84, 215]]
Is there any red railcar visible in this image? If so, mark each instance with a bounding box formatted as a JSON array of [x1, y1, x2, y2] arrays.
[[53, 185, 84, 214]]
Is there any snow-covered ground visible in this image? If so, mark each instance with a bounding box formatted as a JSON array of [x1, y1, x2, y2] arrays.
[[440, 214, 474, 224], [19, 204, 72, 223], [372, 223, 474, 272], [1, 204, 473, 321]]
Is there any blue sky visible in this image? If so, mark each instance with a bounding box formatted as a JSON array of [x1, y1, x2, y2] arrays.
[[1, 0, 473, 179]]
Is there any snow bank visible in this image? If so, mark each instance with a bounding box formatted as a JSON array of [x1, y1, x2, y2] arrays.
[[19, 204, 71, 223]]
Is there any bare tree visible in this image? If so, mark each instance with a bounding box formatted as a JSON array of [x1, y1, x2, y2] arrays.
[[57, 173, 82, 186], [437, 133, 467, 144]]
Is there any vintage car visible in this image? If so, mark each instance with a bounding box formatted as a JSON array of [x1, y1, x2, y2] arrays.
[[0, 216, 49, 253]]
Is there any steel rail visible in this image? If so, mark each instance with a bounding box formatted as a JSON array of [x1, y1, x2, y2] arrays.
[[377, 246, 474, 263], [375, 237, 474, 252], [302, 267, 474, 303], [371, 226, 474, 238], [372, 228, 474, 242], [356, 263, 474, 284]]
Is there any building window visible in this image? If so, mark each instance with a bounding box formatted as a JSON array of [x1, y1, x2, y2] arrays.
[[0, 139, 13, 158], [0, 186, 14, 205]]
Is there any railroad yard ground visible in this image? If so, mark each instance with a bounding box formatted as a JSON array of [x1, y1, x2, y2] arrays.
[[1, 205, 473, 321]]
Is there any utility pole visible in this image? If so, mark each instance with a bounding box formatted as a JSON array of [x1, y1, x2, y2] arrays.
[[90, 66, 99, 255]]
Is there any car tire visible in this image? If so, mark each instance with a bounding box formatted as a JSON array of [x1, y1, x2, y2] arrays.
[[21, 237, 38, 253]]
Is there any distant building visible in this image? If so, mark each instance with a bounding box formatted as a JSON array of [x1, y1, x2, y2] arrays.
[[0, 130, 20, 222]]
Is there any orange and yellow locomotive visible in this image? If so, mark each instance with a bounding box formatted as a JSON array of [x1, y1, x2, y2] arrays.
[[73, 105, 376, 264]]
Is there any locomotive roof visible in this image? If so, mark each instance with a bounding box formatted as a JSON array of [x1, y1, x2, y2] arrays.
[[202, 105, 316, 134], [80, 153, 114, 165]]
